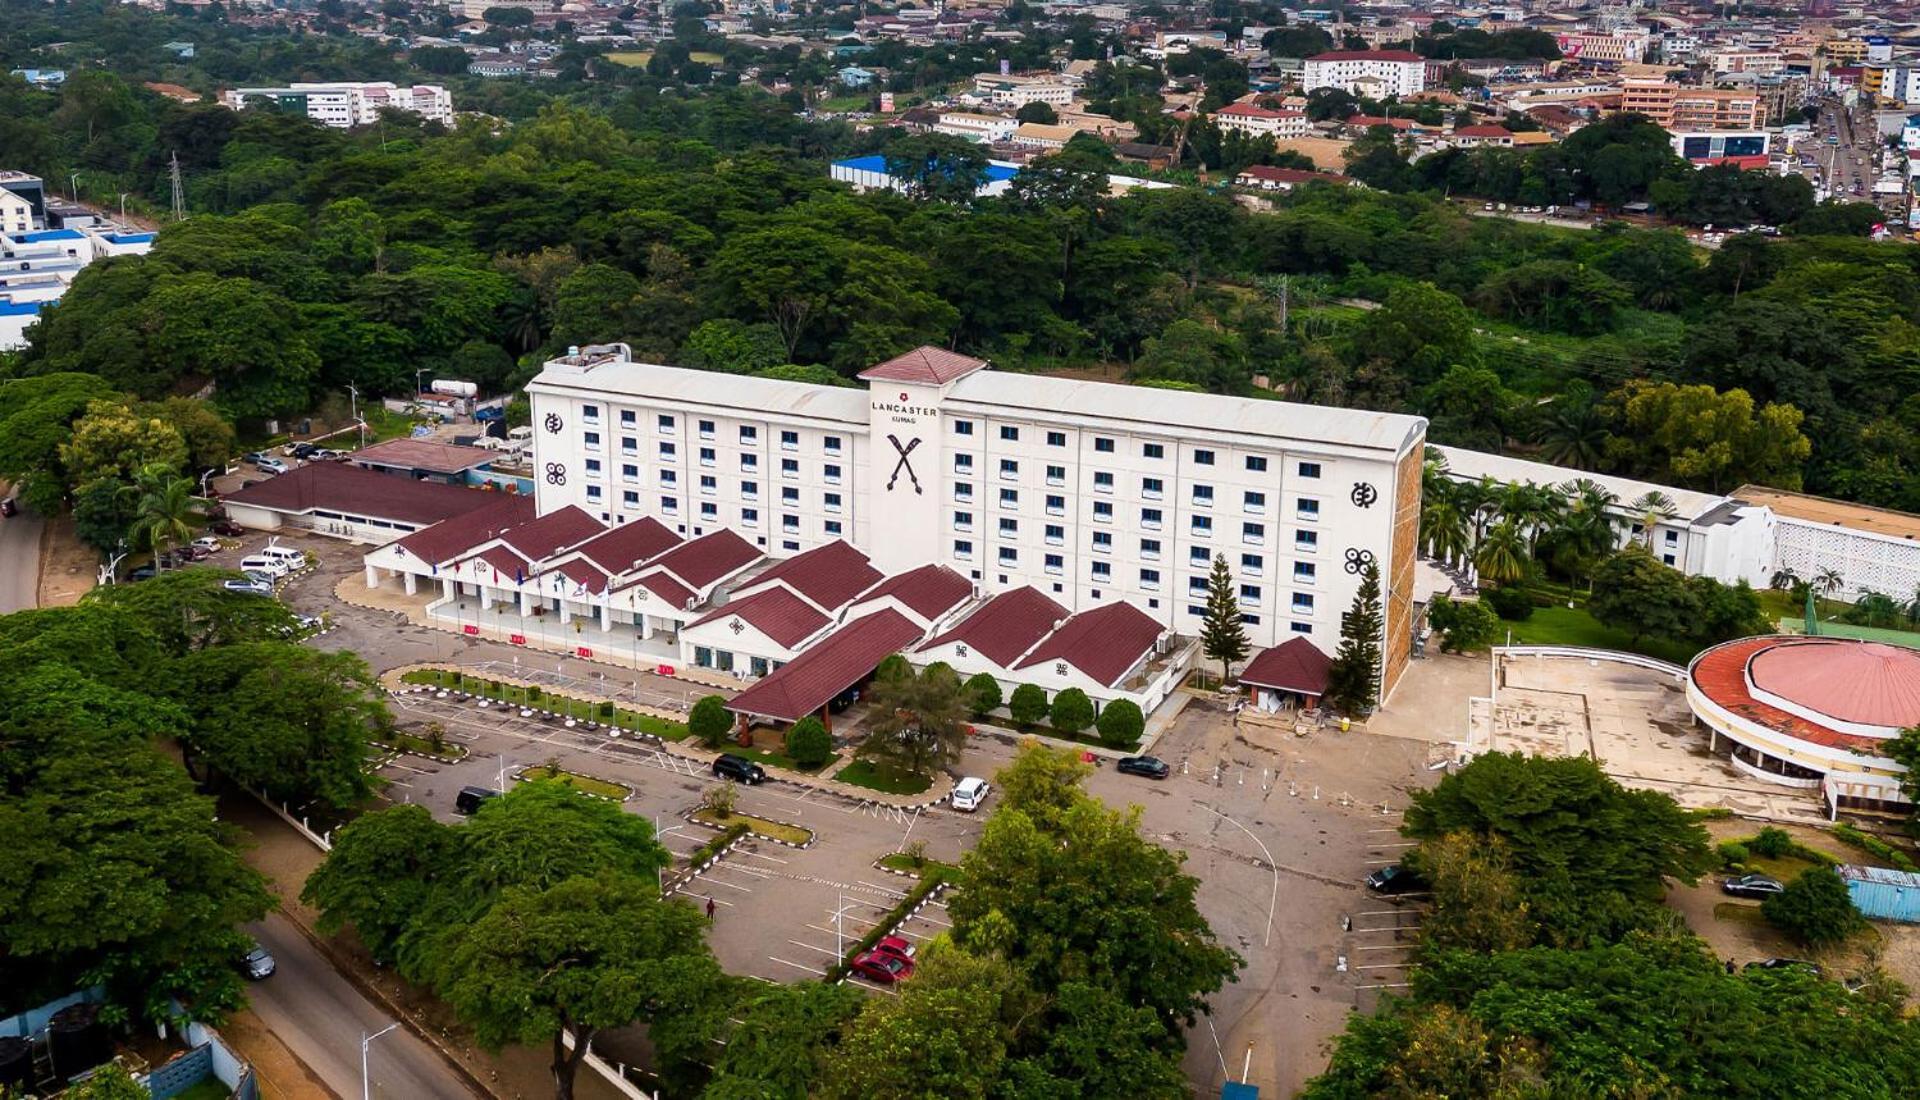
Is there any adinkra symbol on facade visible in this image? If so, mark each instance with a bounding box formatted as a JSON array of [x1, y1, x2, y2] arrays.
[[886, 434, 923, 494]]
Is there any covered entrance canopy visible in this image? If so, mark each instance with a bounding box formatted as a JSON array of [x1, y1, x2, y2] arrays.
[[723, 609, 924, 726], [1239, 637, 1332, 710]]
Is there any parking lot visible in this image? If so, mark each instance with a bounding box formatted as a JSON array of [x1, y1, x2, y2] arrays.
[[207, 523, 1449, 1097]]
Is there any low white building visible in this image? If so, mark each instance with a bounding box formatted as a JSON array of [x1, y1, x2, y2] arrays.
[[221, 82, 453, 128], [1302, 50, 1426, 97], [933, 111, 1019, 144], [1211, 102, 1310, 139]]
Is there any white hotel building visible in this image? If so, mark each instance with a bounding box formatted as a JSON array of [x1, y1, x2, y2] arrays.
[[524, 344, 1427, 699], [221, 82, 454, 129], [1301, 50, 1427, 98]]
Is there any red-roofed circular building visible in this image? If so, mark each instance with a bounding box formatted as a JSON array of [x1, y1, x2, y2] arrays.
[[1687, 636, 1920, 814]]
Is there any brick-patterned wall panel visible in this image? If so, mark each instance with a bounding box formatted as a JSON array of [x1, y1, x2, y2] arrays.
[[1383, 440, 1422, 701]]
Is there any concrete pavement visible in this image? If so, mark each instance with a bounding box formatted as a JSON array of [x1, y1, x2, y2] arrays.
[[0, 495, 43, 614], [244, 913, 478, 1100]]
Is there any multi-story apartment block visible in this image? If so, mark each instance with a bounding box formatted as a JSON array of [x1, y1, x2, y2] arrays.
[[1705, 49, 1786, 76], [1621, 80, 1764, 130], [933, 111, 1018, 144], [1211, 102, 1310, 139], [526, 345, 1428, 698], [221, 83, 453, 128], [1302, 50, 1427, 97], [1553, 32, 1652, 64], [971, 73, 1076, 108]]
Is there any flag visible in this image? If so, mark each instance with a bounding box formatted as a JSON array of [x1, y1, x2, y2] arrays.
[[515, 567, 526, 585]]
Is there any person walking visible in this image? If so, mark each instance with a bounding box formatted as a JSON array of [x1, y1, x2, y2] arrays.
[[706, 895, 716, 920]]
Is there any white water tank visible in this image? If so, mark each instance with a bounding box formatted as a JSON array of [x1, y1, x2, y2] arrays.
[[431, 379, 478, 398]]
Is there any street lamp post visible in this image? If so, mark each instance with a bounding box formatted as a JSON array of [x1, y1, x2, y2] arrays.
[[361, 1022, 399, 1100], [68, 172, 79, 201]]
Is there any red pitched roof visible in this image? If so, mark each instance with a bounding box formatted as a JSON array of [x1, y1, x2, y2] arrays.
[[1348, 114, 1413, 130], [1453, 125, 1514, 138], [551, 559, 611, 594], [688, 587, 832, 649], [634, 571, 697, 610], [857, 346, 989, 385], [1748, 639, 1920, 730], [463, 544, 530, 580], [571, 518, 680, 576], [725, 610, 925, 721], [643, 529, 760, 591], [1014, 601, 1164, 687], [1239, 637, 1333, 696], [856, 564, 973, 623], [743, 540, 882, 612], [1309, 49, 1423, 62], [1237, 165, 1344, 184], [1216, 103, 1294, 118], [920, 586, 1068, 667], [393, 494, 538, 565], [501, 505, 604, 562], [228, 462, 505, 528]]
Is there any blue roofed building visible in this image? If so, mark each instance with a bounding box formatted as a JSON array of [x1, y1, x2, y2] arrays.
[[829, 154, 1022, 197], [9, 69, 67, 87], [837, 66, 876, 88], [0, 298, 44, 351]]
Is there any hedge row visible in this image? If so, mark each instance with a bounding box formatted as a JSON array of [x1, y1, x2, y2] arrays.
[[825, 866, 957, 982]]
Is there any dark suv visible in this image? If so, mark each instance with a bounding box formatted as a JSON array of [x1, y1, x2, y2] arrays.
[[713, 754, 767, 785], [1365, 864, 1426, 895]]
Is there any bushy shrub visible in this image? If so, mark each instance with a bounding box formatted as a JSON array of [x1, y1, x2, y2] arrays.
[[1009, 683, 1048, 728], [786, 715, 832, 769], [875, 654, 913, 683], [1050, 688, 1095, 736], [1428, 595, 1502, 653], [1763, 866, 1867, 948], [1096, 699, 1145, 748], [690, 695, 732, 747], [964, 672, 1002, 718], [1718, 841, 1749, 867], [1482, 584, 1535, 621], [1750, 826, 1793, 859]]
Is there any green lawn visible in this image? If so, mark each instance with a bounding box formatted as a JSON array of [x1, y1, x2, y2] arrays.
[[1495, 604, 1701, 665], [837, 759, 934, 795], [400, 668, 689, 739], [384, 731, 467, 760], [604, 50, 653, 67], [723, 743, 837, 774], [879, 852, 963, 879], [517, 765, 630, 801], [693, 808, 812, 846], [816, 93, 873, 113]]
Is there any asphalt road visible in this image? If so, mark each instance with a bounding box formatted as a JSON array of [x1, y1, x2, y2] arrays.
[[0, 493, 43, 614], [245, 914, 477, 1100]]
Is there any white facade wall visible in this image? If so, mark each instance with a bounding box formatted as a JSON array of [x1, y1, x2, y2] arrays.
[[934, 113, 1018, 143], [528, 352, 1424, 656], [1213, 109, 1310, 139], [223, 83, 453, 128], [1773, 517, 1920, 603], [0, 191, 31, 235], [1302, 57, 1425, 97]]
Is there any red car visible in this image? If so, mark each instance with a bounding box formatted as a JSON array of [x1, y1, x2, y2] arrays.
[[870, 934, 917, 966], [849, 950, 914, 985]]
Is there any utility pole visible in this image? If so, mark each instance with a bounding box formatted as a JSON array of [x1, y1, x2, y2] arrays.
[[361, 1023, 399, 1100], [169, 152, 187, 221], [347, 383, 367, 448]]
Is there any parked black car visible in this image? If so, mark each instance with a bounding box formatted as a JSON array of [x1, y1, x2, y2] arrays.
[[1116, 755, 1171, 779], [1721, 873, 1786, 900], [1365, 864, 1426, 895], [455, 786, 501, 815], [713, 754, 767, 785]]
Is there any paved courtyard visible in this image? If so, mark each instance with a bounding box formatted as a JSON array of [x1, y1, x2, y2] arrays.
[[1491, 654, 1828, 823]]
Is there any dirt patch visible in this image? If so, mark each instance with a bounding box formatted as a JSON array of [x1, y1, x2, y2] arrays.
[[217, 1008, 335, 1100], [36, 514, 96, 607]]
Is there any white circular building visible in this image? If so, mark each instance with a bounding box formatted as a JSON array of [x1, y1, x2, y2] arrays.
[[1687, 636, 1920, 816]]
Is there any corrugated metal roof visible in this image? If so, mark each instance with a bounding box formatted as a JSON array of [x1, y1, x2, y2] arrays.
[[1435, 445, 1726, 521], [1840, 864, 1920, 887]]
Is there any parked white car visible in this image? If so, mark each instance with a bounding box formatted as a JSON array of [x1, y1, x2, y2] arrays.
[[951, 776, 991, 812], [238, 556, 289, 578]]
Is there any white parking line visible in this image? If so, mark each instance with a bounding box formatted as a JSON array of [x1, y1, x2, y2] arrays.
[[855, 880, 908, 898], [912, 912, 953, 928], [786, 940, 843, 958], [768, 956, 826, 977], [738, 849, 790, 866], [702, 876, 754, 893]]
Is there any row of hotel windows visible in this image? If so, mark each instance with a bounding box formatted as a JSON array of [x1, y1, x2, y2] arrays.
[[582, 434, 846, 480], [581, 459, 846, 500], [581, 483, 846, 538], [952, 493, 1319, 534], [952, 419, 1322, 477], [954, 512, 1319, 554], [952, 465, 1318, 516], [949, 542, 1320, 610], [578, 405, 845, 454]]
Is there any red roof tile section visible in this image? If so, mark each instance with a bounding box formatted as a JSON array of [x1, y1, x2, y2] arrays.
[[349, 438, 498, 474], [1239, 637, 1333, 696], [501, 506, 604, 562], [1309, 49, 1424, 61], [1015, 601, 1165, 687], [726, 609, 925, 721], [856, 564, 973, 623], [741, 540, 883, 611], [463, 544, 531, 580], [572, 518, 680, 576], [393, 495, 538, 565], [1748, 639, 1920, 730], [920, 586, 1068, 667], [642, 529, 761, 592], [228, 463, 506, 527], [689, 588, 832, 649], [1690, 638, 1882, 752], [1453, 125, 1514, 138], [635, 572, 697, 610], [858, 345, 989, 385]]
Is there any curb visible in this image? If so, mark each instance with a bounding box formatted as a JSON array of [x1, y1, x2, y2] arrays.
[[513, 766, 634, 803], [664, 833, 748, 896], [683, 808, 816, 849]]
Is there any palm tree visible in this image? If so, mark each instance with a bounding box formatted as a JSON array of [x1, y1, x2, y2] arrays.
[[1628, 491, 1678, 547], [1852, 592, 1901, 629], [123, 464, 201, 569], [1535, 398, 1611, 471], [1904, 586, 1920, 628], [1474, 518, 1531, 588], [1813, 567, 1845, 600], [1421, 494, 1471, 566], [1768, 567, 1803, 593], [1544, 479, 1620, 594]]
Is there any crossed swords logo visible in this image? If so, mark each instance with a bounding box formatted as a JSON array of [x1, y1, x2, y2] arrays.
[[886, 434, 923, 494]]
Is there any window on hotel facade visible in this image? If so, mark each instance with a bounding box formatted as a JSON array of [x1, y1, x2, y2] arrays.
[[824, 464, 842, 484], [585, 459, 601, 474], [783, 514, 799, 533], [586, 486, 602, 501], [583, 404, 599, 422], [1291, 621, 1313, 634], [1093, 472, 1114, 492], [1295, 529, 1317, 550], [1243, 522, 1264, 544], [622, 464, 639, 482], [659, 442, 675, 459], [998, 547, 1018, 565], [1091, 561, 1112, 579], [1292, 593, 1315, 613], [740, 426, 757, 443], [1045, 464, 1066, 485], [1193, 485, 1214, 507], [1294, 561, 1316, 582], [1189, 576, 1208, 594], [1144, 443, 1164, 459], [1046, 431, 1066, 447], [742, 508, 758, 525], [699, 447, 715, 467], [1000, 426, 1019, 441], [1298, 461, 1321, 479], [1297, 498, 1321, 520], [1140, 568, 1160, 588], [620, 410, 635, 426], [657, 415, 674, 433], [1000, 488, 1018, 508], [825, 520, 843, 536], [1045, 524, 1064, 545], [954, 420, 974, 436], [698, 419, 714, 438], [740, 454, 757, 470], [824, 435, 843, 454], [1000, 459, 1019, 479], [661, 495, 678, 513], [622, 491, 639, 506], [1246, 456, 1268, 473], [700, 502, 717, 519], [621, 436, 637, 455], [1244, 491, 1266, 512], [1045, 553, 1064, 575], [1243, 553, 1265, 573], [1093, 531, 1112, 551], [955, 539, 973, 558], [1240, 584, 1261, 606], [741, 480, 758, 500], [1094, 437, 1115, 453], [955, 454, 974, 473], [660, 470, 677, 486], [1140, 537, 1160, 559], [584, 431, 601, 449], [1194, 449, 1215, 465], [999, 517, 1018, 535], [954, 482, 974, 502], [1141, 507, 1162, 529], [781, 430, 799, 450], [781, 458, 798, 477], [824, 492, 842, 513], [1142, 477, 1163, 499], [954, 511, 973, 531], [781, 487, 799, 504], [1094, 501, 1114, 523]]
